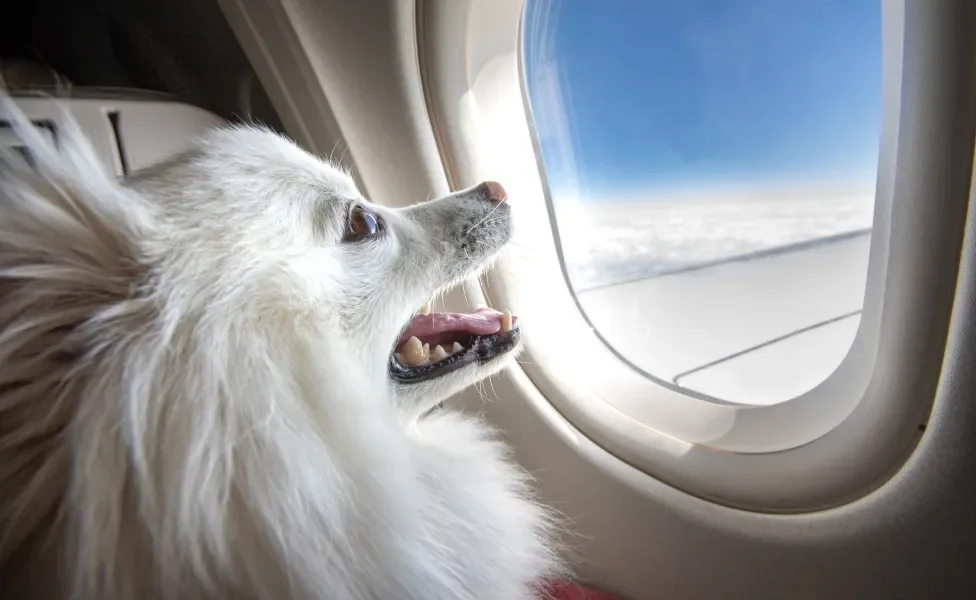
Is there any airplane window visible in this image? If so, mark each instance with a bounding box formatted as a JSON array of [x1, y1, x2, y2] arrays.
[[522, 0, 881, 405]]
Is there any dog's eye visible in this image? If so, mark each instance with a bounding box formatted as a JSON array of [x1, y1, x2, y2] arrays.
[[345, 204, 382, 241]]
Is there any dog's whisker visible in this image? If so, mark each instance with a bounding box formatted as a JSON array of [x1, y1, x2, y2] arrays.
[[336, 137, 352, 166], [335, 140, 349, 168], [471, 380, 488, 403], [464, 199, 505, 235], [487, 374, 499, 400], [327, 136, 344, 165]]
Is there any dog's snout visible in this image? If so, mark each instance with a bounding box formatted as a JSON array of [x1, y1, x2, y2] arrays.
[[478, 181, 507, 206]]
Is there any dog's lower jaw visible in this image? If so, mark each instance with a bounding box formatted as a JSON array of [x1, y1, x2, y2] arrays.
[[393, 347, 524, 422]]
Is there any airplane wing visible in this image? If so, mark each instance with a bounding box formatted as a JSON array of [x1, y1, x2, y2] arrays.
[[575, 231, 870, 405]]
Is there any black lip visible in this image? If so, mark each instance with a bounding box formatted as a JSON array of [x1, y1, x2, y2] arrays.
[[389, 327, 522, 384]]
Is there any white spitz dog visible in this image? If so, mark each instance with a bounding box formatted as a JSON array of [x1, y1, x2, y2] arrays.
[[0, 95, 559, 599]]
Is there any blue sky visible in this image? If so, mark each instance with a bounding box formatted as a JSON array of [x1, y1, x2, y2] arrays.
[[522, 0, 882, 196]]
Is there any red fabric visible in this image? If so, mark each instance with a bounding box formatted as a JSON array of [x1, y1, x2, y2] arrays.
[[540, 579, 620, 600]]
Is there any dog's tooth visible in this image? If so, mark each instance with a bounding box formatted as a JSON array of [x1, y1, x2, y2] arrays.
[[402, 336, 427, 366], [419, 301, 431, 315], [500, 310, 513, 333], [430, 344, 448, 362], [452, 341, 464, 354]]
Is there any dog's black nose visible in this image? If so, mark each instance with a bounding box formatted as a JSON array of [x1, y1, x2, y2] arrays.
[[478, 180, 508, 205]]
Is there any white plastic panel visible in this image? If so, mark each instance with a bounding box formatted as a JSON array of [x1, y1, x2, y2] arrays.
[[7, 95, 225, 175], [0, 119, 57, 170]]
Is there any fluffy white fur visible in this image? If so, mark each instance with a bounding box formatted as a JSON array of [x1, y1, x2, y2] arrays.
[[0, 95, 560, 599]]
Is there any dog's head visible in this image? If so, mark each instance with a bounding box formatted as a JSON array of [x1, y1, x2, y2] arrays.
[[129, 126, 520, 415]]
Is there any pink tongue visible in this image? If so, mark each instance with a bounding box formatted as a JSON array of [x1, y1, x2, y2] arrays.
[[397, 308, 516, 347]]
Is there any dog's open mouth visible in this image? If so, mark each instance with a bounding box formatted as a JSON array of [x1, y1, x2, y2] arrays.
[[389, 305, 521, 384]]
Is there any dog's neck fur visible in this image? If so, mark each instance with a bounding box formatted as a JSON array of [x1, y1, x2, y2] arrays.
[[1, 253, 557, 600]]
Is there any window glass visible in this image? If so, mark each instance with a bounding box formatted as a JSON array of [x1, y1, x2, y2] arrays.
[[522, 0, 881, 405]]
